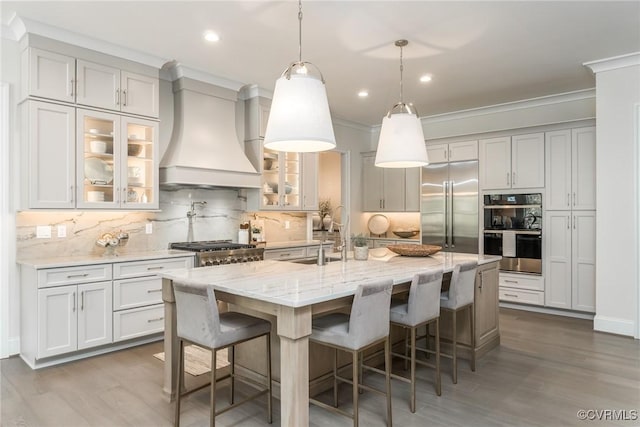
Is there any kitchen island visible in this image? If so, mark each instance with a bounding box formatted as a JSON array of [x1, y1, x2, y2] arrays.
[[160, 252, 501, 427]]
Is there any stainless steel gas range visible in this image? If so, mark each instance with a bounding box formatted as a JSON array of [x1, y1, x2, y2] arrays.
[[170, 240, 264, 267]]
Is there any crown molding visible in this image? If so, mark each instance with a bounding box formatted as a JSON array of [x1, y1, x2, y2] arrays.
[[9, 15, 167, 69], [332, 117, 375, 133], [163, 63, 245, 92], [584, 52, 640, 74], [238, 84, 273, 101], [419, 88, 596, 126]]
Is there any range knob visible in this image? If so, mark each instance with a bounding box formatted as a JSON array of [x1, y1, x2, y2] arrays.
[[212, 259, 221, 266], [230, 258, 238, 264]]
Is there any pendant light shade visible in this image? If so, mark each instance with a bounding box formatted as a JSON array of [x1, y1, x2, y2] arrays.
[[264, 72, 336, 152], [375, 40, 428, 168], [375, 109, 427, 168], [264, 0, 336, 153]]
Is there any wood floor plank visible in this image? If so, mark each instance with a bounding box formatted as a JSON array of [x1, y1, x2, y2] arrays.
[[1, 308, 639, 426]]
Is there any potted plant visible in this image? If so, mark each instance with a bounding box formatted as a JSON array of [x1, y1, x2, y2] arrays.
[[352, 233, 369, 260], [318, 198, 332, 230]]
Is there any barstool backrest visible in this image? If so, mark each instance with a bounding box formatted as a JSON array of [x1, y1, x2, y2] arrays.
[[173, 283, 221, 348], [348, 279, 394, 349], [446, 261, 478, 309], [407, 270, 443, 325]]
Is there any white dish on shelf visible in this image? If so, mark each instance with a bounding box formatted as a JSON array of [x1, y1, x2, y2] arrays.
[[87, 191, 105, 202], [89, 128, 99, 134], [85, 157, 113, 184], [368, 214, 390, 235], [90, 140, 107, 154]]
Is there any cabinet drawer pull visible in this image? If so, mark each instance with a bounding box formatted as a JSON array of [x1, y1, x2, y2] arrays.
[[506, 172, 510, 186], [279, 253, 291, 257], [70, 79, 74, 97], [512, 172, 516, 185], [504, 293, 518, 298], [504, 279, 518, 284], [67, 273, 89, 278], [147, 289, 162, 293], [147, 266, 164, 271], [123, 89, 128, 106], [80, 291, 84, 310], [147, 317, 164, 323], [116, 89, 120, 105], [72, 291, 76, 312]]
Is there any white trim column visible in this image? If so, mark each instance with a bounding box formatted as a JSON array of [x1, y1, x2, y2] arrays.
[[1, 82, 11, 358]]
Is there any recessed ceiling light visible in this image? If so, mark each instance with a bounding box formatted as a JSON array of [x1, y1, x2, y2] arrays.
[[204, 31, 220, 42], [419, 74, 433, 83], [358, 90, 369, 98]]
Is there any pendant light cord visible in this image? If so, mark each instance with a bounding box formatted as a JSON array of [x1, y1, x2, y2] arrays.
[[298, 0, 303, 63], [399, 43, 404, 103]]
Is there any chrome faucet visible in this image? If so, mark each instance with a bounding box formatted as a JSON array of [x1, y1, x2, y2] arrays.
[[186, 201, 207, 243]]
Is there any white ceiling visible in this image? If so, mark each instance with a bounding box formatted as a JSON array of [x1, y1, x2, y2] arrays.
[[2, 1, 639, 126]]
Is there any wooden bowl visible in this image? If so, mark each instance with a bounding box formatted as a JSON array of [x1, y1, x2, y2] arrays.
[[387, 244, 442, 257], [392, 230, 419, 239]]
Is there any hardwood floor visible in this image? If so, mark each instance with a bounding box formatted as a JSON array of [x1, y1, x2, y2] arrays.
[[2, 308, 639, 426]]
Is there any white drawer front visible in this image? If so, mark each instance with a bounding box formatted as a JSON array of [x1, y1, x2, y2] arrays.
[[113, 305, 164, 342], [264, 247, 307, 260], [113, 277, 162, 311], [499, 273, 544, 291], [499, 287, 545, 306], [373, 240, 397, 248], [113, 257, 193, 279], [306, 244, 334, 258], [38, 264, 112, 288]]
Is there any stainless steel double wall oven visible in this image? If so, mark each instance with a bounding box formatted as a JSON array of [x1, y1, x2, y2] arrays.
[[483, 193, 542, 274]]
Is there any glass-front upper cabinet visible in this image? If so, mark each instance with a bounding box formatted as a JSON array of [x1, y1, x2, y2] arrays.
[[122, 116, 158, 209], [76, 109, 158, 209], [261, 148, 300, 210]]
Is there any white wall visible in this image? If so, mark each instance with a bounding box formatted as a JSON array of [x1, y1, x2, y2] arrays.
[[588, 56, 640, 338]]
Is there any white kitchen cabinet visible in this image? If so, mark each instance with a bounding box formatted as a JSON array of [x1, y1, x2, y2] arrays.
[[302, 153, 319, 210], [426, 140, 478, 164], [76, 108, 159, 209], [21, 100, 76, 209], [545, 127, 596, 211], [244, 95, 271, 140], [21, 254, 194, 368], [498, 272, 544, 306], [23, 47, 159, 118], [480, 133, 544, 190], [361, 153, 418, 212], [544, 211, 595, 312], [37, 280, 112, 359], [24, 48, 75, 103]]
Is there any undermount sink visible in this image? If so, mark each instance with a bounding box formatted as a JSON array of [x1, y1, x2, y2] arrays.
[[289, 258, 323, 265]]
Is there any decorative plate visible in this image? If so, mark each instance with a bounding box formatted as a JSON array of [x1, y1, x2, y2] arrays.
[[387, 244, 442, 257], [85, 157, 113, 184], [368, 214, 390, 235]]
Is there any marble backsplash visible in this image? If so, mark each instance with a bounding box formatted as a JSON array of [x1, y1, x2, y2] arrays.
[[16, 188, 308, 260]]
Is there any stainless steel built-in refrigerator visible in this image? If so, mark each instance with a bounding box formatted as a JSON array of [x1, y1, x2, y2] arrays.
[[421, 160, 478, 253]]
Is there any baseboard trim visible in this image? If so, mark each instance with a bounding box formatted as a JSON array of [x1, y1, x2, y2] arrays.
[[6, 337, 20, 357], [499, 302, 595, 320], [593, 315, 636, 338]]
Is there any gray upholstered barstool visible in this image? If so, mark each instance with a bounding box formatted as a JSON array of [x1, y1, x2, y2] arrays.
[[173, 282, 272, 427], [309, 279, 394, 427], [439, 261, 478, 384], [389, 270, 443, 413]]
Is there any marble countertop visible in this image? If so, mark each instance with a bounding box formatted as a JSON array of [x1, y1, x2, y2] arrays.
[[160, 251, 501, 308], [17, 250, 195, 269], [264, 240, 334, 250]]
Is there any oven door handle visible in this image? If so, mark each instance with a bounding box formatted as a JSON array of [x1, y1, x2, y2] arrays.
[[450, 180, 455, 248], [443, 181, 449, 248]]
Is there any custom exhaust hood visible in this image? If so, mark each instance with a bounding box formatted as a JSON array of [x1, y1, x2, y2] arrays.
[[160, 76, 261, 189]]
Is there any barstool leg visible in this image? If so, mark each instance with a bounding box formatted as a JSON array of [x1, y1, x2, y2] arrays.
[[266, 333, 273, 423], [229, 345, 235, 404], [358, 352, 364, 395], [174, 340, 184, 427], [470, 304, 476, 372], [352, 350, 359, 427], [452, 309, 458, 384], [403, 328, 409, 370], [211, 350, 217, 427], [435, 318, 441, 396], [385, 337, 393, 427], [333, 348, 339, 407], [410, 326, 416, 413]]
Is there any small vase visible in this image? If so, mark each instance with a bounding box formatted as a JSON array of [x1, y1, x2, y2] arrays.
[[322, 214, 332, 231], [354, 246, 369, 261]]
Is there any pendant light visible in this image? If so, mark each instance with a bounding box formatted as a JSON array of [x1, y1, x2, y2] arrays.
[[264, 0, 336, 153], [375, 40, 428, 168]]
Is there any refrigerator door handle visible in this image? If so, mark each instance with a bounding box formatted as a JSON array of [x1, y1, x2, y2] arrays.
[[450, 180, 455, 248], [443, 181, 449, 248]]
